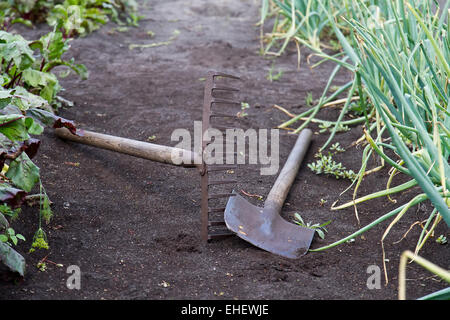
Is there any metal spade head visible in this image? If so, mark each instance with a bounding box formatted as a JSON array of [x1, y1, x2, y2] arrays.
[[224, 128, 315, 259], [224, 191, 315, 259]]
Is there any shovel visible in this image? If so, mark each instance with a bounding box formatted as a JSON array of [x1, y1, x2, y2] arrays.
[[224, 128, 315, 259]]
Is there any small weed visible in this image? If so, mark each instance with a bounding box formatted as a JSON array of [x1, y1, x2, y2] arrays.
[[318, 121, 350, 134], [37, 261, 47, 272], [237, 102, 250, 118], [329, 39, 341, 51], [305, 92, 314, 107], [308, 152, 357, 180], [349, 102, 365, 116], [293, 213, 331, 239], [0, 204, 20, 220], [266, 62, 283, 82], [436, 235, 447, 245], [29, 228, 49, 253], [330, 142, 345, 153], [36, 255, 63, 271]]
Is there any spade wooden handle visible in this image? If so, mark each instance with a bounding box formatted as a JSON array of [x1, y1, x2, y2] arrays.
[[264, 129, 312, 212], [54, 128, 201, 167]]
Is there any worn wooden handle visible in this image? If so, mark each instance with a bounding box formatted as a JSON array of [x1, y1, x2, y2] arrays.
[[54, 128, 201, 167], [264, 129, 312, 212]]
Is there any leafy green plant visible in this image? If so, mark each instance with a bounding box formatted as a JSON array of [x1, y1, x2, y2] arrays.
[[0, 28, 84, 275], [260, 0, 338, 56], [0, 0, 139, 36], [1, 29, 88, 109], [262, 0, 449, 289], [48, 0, 139, 38], [317, 0, 450, 249], [0, 203, 21, 220], [293, 213, 331, 239], [0, 227, 25, 246], [264, 0, 450, 235]]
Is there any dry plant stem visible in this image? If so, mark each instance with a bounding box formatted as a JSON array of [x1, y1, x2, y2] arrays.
[[273, 104, 296, 118], [398, 250, 450, 300], [295, 39, 301, 70], [322, 96, 359, 108], [415, 214, 443, 254], [393, 220, 425, 245], [362, 165, 383, 176], [381, 192, 431, 285], [240, 189, 263, 199]]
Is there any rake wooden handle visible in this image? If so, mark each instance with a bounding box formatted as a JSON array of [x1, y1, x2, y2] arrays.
[[54, 128, 201, 167], [264, 129, 312, 212]]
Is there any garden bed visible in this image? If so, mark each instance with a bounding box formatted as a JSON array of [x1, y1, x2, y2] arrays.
[[0, 0, 448, 300]]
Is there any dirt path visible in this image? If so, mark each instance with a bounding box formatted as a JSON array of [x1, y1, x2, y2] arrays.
[[1, 0, 448, 300]]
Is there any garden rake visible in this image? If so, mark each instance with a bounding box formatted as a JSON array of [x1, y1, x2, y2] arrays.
[[55, 70, 241, 241]]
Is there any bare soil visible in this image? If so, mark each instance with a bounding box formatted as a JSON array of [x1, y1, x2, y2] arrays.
[[0, 0, 448, 300]]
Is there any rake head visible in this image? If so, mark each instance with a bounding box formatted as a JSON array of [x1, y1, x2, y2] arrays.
[[200, 71, 242, 241]]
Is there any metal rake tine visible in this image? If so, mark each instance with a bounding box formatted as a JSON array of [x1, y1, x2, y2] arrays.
[[212, 84, 240, 92], [208, 179, 237, 186], [211, 98, 241, 106], [211, 71, 241, 80], [208, 193, 236, 200], [208, 220, 226, 226], [210, 111, 238, 118], [203, 155, 238, 164], [206, 164, 237, 172], [208, 207, 227, 213], [207, 231, 233, 240], [209, 124, 235, 130]]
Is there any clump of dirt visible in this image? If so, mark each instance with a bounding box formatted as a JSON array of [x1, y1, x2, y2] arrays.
[[1, 0, 448, 300]]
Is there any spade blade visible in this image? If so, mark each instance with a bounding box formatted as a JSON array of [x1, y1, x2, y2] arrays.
[[224, 191, 315, 259]]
